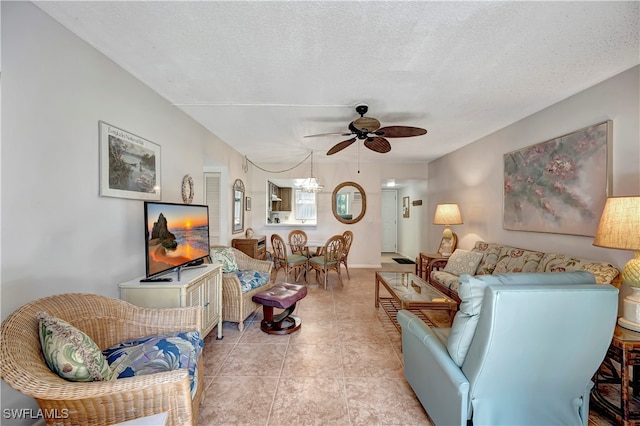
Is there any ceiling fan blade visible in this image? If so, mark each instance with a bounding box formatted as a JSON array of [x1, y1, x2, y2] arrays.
[[304, 131, 353, 138], [327, 138, 356, 155], [376, 126, 427, 138], [353, 117, 381, 132], [364, 137, 391, 153]]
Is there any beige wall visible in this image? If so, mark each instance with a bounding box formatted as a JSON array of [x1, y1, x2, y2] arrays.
[[427, 65, 640, 291]]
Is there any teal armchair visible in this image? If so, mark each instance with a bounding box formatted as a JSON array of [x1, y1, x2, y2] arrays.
[[398, 272, 618, 426]]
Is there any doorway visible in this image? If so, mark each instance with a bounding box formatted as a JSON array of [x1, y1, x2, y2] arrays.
[[381, 189, 397, 252]]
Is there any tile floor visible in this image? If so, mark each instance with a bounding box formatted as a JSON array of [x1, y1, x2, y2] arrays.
[[197, 255, 615, 425]]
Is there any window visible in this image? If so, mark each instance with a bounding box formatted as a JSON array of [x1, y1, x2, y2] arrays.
[[336, 193, 349, 215], [295, 190, 316, 220]]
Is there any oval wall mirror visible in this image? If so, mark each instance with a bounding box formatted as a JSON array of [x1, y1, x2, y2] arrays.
[[332, 181, 366, 224]]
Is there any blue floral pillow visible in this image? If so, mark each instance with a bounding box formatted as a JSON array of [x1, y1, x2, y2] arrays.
[[236, 270, 270, 293], [102, 331, 203, 398]]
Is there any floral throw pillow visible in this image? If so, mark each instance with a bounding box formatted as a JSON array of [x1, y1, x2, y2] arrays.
[[37, 311, 113, 382], [210, 247, 238, 273], [443, 249, 484, 276], [103, 331, 203, 399]]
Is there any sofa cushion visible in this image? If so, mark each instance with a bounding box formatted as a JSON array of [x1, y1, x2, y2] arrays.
[[492, 247, 544, 274], [235, 270, 271, 293], [446, 271, 597, 367], [443, 249, 484, 276], [103, 331, 203, 399], [430, 270, 461, 293], [210, 247, 238, 272], [471, 241, 504, 275], [536, 252, 619, 284], [37, 311, 114, 382]]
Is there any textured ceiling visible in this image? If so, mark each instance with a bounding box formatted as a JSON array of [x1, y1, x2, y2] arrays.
[[35, 1, 639, 166]]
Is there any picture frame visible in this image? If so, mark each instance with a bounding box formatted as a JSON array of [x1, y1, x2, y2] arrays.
[[99, 121, 161, 200], [245, 196, 252, 211], [438, 233, 457, 257], [402, 196, 410, 218], [503, 120, 612, 236]]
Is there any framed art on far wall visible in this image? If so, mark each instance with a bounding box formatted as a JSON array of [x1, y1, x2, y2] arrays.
[[403, 196, 410, 218], [99, 121, 161, 200], [503, 120, 612, 237], [245, 197, 252, 211]]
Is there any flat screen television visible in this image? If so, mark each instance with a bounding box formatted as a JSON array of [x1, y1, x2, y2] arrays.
[[144, 201, 210, 279]]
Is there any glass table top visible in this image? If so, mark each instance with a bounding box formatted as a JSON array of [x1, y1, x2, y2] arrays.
[[376, 271, 453, 303]]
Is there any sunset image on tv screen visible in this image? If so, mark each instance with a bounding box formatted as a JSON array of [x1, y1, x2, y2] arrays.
[[146, 203, 209, 276]]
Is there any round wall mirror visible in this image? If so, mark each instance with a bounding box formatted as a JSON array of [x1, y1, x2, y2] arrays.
[[332, 181, 366, 224]]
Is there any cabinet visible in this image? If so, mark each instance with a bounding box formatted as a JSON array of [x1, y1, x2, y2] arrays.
[[278, 187, 292, 211], [232, 235, 267, 260], [118, 263, 223, 339], [268, 182, 292, 212]]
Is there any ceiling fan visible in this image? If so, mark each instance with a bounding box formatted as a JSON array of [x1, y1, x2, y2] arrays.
[[304, 103, 427, 155]]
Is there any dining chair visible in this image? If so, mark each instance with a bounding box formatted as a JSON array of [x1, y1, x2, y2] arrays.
[[340, 230, 354, 279], [288, 229, 310, 258], [308, 234, 345, 290], [271, 234, 308, 283]]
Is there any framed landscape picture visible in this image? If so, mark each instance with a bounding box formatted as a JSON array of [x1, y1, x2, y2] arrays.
[[503, 120, 612, 236], [99, 121, 161, 200]]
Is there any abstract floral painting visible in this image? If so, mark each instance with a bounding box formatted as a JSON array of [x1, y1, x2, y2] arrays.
[[503, 121, 611, 236]]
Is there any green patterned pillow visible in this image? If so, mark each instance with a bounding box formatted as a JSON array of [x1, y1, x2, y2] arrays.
[[37, 311, 113, 382], [210, 247, 238, 272]]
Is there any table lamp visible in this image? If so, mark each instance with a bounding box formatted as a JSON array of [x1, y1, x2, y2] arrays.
[[433, 203, 463, 256], [593, 196, 640, 331]]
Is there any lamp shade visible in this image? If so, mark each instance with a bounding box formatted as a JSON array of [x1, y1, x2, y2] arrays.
[[433, 204, 463, 225], [593, 196, 640, 251]]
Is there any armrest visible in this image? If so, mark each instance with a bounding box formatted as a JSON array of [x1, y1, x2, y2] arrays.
[[428, 257, 448, 274], [398, 310, 469, 426]]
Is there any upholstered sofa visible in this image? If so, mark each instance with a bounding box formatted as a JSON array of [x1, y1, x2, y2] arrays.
[[210, 247, 273, 331], [398, 271, 619, 426], [429, 241, 620, 301]]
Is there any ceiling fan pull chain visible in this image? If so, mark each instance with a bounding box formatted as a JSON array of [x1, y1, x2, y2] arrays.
[[357, 142, 361, 173]]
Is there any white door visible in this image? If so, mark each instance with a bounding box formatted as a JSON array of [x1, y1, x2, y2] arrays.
[[381, 190, 397, 252]]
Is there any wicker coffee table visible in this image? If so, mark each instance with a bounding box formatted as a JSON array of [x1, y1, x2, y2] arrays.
[[375, 271, 458, 331]]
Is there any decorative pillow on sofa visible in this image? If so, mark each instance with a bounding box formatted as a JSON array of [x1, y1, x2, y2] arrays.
[[210, 247, 238, 273], [37, 311, 114, 382], [446, 271, 596, 367], [103, 331, 203, 399], [471, 241, 504, 275], [443, 249, 484, 276]]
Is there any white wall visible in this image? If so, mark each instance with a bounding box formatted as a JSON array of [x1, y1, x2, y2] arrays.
[[1, 4, 246, 419], [427, 65, 640, 288], [249, 160, 430, 267]]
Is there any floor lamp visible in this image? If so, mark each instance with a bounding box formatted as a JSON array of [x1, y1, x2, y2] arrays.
[[593, 196, 640, 331]]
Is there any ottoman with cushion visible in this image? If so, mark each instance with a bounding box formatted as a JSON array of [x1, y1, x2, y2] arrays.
[[252, 283, 307, 335]]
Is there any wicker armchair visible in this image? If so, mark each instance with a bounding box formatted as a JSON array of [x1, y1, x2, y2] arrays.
[[0, 293, 203, 426], [221, 247, 274, 331]]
